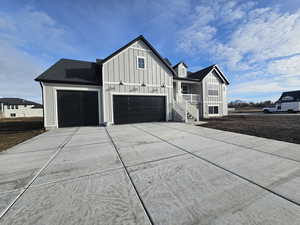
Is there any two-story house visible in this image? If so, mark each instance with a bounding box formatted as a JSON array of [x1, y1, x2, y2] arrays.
[[35, 35, 229, 129], [0, 98, 43, 118]]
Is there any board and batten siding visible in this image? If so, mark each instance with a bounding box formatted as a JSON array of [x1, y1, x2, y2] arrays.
[[202, 70, 227, 118], [102, 40, 173, 124], [42, 82, 102, 129]]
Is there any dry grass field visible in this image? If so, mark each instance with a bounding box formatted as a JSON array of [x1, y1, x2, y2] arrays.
[[0, 117, 44, 152], [200, 114, 300, 144]]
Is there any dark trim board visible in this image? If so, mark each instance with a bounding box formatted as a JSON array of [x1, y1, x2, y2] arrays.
[[57, 90, 99, 127], [113, 95, 166, 124]]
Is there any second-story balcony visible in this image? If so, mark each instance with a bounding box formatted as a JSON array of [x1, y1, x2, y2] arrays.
[[181, 94, 201, 103]]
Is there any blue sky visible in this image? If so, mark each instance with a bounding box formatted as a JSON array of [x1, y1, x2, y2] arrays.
[[1, 0, 300, 103]]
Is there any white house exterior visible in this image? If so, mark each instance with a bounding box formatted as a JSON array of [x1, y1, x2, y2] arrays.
[[0, 98, 43, 118], [35, 35, 229, 129]]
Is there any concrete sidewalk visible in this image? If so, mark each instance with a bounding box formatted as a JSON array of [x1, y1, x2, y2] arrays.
[[0, 123, 299, 225]]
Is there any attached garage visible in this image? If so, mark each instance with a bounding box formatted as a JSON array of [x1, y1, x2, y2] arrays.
[[57, 90, 99, 127], [113, 95, 166, 124]]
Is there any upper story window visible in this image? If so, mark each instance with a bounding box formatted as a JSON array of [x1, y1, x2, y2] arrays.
[[281, 96, 294, 102], [16, 105, 19, 109], [208, 89, 218, 96], [208, 84, 219, 96], [181, 84, 189, 94], [137, 56, 145, 69], [181, 67, 186, 77], [11, 105, 14, 109]]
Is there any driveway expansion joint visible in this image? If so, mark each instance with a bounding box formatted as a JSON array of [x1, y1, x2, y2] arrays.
[[161, 123, 300, 164], [0, 127, 79, 221], [105, 127, 155, 225], [133, 124, 300, 207]]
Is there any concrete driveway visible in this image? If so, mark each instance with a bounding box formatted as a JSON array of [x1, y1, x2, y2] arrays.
[[0, 123, 299, 225]]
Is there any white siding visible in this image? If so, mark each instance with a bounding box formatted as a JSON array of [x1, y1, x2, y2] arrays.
[[42, 82, 103, 129], [175, 63, 187, 78], [1, 105, 43, 118], [102, 40, 173, 124], [202, 70, 227, 118]]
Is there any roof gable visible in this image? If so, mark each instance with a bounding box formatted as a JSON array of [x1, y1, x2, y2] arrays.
[[279, 90, 300, 102], [101, 35, 176, 76], [187, 65, 229, 85], [173, 61, 188, 69]]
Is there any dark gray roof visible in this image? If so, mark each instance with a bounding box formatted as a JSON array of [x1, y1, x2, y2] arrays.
[[35, 59, 102, 85], [164, 58, 172, 66], [278, 90, 300, 102], [187, 65, 229, 84], [173, 77, 200, 82], [188, 65, 215, 80], [35, 36, 176, 85], [173, 61, 188, 68], [0, 98, 42, 107]]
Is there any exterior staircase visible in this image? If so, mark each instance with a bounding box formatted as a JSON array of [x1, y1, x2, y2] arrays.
[[173, 95, 199, 122]]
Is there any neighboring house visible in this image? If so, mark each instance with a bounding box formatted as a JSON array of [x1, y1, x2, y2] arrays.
[[35, 35, 229, 129], [0, 98, 43, 118], [263, 90, 300, 113]]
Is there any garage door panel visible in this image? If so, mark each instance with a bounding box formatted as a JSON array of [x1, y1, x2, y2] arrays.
[[57, 90, 99, 127], [113, 95, 166, 124]]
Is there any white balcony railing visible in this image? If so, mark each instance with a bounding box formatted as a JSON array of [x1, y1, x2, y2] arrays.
[[182, 94, 201, 103]]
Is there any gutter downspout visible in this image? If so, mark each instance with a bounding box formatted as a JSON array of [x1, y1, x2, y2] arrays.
[[39, 82, 45, 130]]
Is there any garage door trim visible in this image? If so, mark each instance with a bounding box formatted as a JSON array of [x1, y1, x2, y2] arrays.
[[54, 87, 102, 128], [111, 92, 168, 124]]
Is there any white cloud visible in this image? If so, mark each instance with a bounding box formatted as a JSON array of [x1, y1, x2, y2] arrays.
[[176, 0, 300, 100], [267, 55, 300, 76], [229, 76, 300, 98], [177, 1, 300, 73], [0, 7, 75, 102]]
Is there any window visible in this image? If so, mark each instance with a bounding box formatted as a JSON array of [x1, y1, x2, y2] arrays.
[[181, 84, 189, 94], [11, 105, 15, 109], [16, 105, 19, 109], [208, 106, 219, 114], [208, 89, 218, 96], [277, 105, 281, 110], [137, 57, 145, 69], [24, 105, 27, 107], [181, 67, 186, 77], [282, 96, 294, 102], [208, 84, 219, 96], [10, 113, 16, 117], [7, 105, 10, 109]]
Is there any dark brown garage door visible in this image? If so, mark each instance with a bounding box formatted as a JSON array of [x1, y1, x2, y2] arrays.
[[57, 90, 99, 127], [113, 95, 166, 124]]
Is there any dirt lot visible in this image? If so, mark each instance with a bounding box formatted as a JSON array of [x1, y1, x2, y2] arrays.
[[0, 117, 44, 152], [200, 115, 300, 144]]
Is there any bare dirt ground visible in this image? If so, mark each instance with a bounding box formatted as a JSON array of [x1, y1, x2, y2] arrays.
[[199, 115, 300, 144], [0, 117, 44, 152]]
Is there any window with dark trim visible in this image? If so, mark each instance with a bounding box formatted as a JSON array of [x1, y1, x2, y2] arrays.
[[16, 105, 19, 109], [7, 105, 10, 109], [209, 106, 219, 114]]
